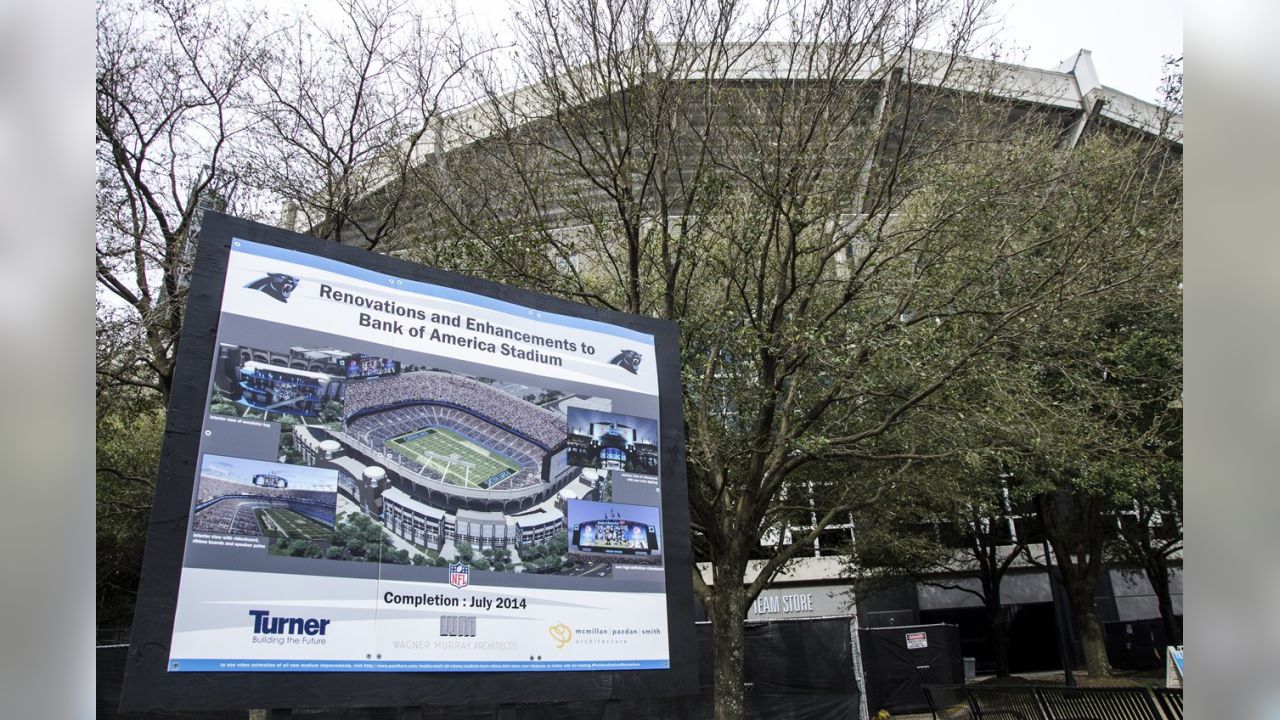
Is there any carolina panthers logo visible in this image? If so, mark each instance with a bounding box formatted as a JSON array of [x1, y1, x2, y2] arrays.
[[245, 273, 299, 303], [609, 349, 643, 375]]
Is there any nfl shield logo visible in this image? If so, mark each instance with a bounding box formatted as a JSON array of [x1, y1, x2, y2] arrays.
[[448, 562, 470, 589]]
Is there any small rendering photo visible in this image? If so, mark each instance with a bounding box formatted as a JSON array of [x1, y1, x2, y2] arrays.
[[207, 344, 351, 424], [566, 499, 662, 567], [192, 454, 338, 541], [564, 407, 659, 475]]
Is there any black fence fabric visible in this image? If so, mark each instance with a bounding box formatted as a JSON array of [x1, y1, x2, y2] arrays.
[[99, 646, 233, 720], [859, 623, 962, 715], [99, 618, 860, 720]]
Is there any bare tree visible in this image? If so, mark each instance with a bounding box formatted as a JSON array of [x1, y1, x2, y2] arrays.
[[94, 0, 476, 632], [96, 0, 264, 399], [97, 0, 475, 405], [248, 0, 474, 250]]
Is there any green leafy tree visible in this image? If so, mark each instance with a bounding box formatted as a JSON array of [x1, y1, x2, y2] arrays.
[[983, 219, 1182, 678], [1100, 286, 1183, 648], [1112, 476, 1182, 647], [347, 539, 367, 558], [319, 400, 345, 425], [96, 401, 166, 630], [850, 456, 1031, 677], [455, 541, 475, 564]]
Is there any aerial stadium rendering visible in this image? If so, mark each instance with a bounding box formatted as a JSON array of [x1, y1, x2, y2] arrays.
[[338, 370, 569, 508], [328, 370, 594, 565], [204, 344, 637, 573]]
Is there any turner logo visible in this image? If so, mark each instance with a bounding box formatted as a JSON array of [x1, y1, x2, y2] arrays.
[[245, 272, 299, 303], [608, 349, 643, 374], [249, 609, 331, 636]]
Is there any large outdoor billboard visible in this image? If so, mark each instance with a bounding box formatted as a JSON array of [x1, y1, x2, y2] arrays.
[[121, 214, 694, 710]]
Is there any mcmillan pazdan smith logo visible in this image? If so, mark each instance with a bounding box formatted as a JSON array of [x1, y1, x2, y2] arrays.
[[608, 349, 643, 374], [245, 272, 300, 303]]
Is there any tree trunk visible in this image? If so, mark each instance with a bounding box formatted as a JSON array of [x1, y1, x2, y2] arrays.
[[710, 557, 748, 720], [1057, 569, 1111, 679], [987, 603, 1011, 677], [1075, 607, 1111, 679], [1146, 560, 1181, 646], [1038, 492, 1112, 679]]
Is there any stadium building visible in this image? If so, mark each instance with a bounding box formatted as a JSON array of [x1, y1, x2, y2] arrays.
[[337, 371, 571, 511], [305, 45, 1181, 675]]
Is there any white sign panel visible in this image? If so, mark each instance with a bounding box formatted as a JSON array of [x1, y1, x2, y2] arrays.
[[167, 239, 674, 673], [1165, 645, 1183, 688]]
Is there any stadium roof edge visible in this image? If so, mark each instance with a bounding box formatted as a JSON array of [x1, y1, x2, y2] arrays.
[[415, 43, 1181, 156], [322, 43, 1180, 226]]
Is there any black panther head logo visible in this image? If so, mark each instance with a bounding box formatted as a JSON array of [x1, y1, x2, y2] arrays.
[[245, 273, 299, 303], [609, 349, 643, 374]]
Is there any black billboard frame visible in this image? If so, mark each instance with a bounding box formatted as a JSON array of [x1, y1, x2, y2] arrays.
[[119, 213, 697, 712]]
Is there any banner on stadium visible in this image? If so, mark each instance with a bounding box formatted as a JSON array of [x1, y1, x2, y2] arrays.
[[121, 214, 695, 711]]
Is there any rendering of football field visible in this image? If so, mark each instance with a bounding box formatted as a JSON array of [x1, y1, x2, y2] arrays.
[[253, 507, 332, 540], [385, 426, 521, 489]]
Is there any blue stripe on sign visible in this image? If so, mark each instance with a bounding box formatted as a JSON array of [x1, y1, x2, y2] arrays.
[[231, 239, 656, 345], [168, 658, 671, 672]]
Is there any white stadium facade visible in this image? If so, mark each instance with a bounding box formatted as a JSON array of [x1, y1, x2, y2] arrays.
[[293, 45, 1181, 675]]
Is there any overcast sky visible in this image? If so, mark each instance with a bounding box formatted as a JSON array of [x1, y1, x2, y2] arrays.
[[283, 0, 1185, 106], [993, 0, 1183, 103], [445, 0, 1183, 105]]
